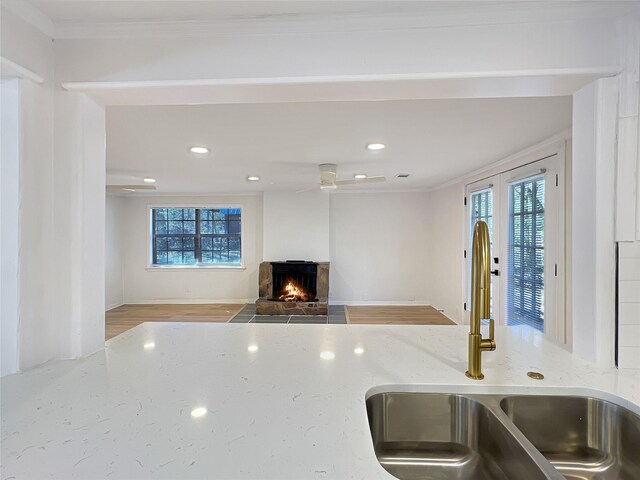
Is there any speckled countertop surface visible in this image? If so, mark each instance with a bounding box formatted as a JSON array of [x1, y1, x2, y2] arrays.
[[2, 323, 639, 479]]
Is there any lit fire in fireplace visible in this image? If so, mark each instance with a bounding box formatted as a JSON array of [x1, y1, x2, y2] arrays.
[[278, 280, 309, 302]]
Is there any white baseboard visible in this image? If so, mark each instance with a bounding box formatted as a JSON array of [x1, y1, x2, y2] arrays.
[[123, 298, 255, 305], [106, 302, 124, 311]]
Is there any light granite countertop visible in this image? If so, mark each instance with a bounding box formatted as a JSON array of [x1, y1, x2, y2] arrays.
[[2, 323, 640, 479]]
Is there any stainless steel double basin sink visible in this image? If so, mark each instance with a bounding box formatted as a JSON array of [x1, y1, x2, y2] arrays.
[[366, 392, 640, 480]]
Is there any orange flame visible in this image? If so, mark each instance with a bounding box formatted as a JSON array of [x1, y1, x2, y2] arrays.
[[278, 280, 309, 302]]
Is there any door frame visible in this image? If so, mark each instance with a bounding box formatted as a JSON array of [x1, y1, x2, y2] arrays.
[[461, 140, 567, 344]]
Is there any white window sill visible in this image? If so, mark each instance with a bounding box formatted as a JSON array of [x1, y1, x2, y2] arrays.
[[146, 265, 246, 271]]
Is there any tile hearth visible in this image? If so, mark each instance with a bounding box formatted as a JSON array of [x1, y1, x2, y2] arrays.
[[231, 304, 347, 324]]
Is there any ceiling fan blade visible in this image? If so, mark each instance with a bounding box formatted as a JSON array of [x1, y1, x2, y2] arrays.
[[335, 176, 386, 186], [106, 185, 157, 193], [295, 185, 319, 194]]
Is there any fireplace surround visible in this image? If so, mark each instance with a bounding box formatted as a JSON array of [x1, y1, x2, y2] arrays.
[[256, 261, 329, 315]]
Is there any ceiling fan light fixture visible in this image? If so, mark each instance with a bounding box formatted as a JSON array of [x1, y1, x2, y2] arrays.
[[367, 143, 385, 151], [189, 146, 209, 155], [354, 174, 367, 179]]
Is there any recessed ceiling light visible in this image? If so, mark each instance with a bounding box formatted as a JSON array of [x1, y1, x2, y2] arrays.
[[367, 143, 385, 151], [247, 176, 260, 182], [189, 146, 209, 155], [320, 351, 335, 360], [354, 174, 367, 180], [354, 347, 365, 355], [247, 344, 259, 352], [143, 178, 156, 183], [190, 407, 208, 418], [143, 342, 155, 350]]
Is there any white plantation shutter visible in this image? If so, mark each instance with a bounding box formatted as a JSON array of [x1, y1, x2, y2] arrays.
[[506, 176, 545, 331]]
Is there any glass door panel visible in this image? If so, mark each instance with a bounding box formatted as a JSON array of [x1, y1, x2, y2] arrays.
[[465, 176, 501, 325], [506, 175, 546, 331]]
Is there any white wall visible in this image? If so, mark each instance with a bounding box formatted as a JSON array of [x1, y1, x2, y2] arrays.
[[619, 241, 640, 368], [614, 16, 640, 242], [0, 8, 53, 82], [1, 8, 57, 372], [329, 192, 431, 305], [425, 183, 465, 322], [263, 191, 330, 262], [2, 9, 107, 372], [120, 195, 263, 303], [106, 195, 124, 310], [1, 79, 20, 376], [17, 77, 57, 371], [113, 191, 435, 306]]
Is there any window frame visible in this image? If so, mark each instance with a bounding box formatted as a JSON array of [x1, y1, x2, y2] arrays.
[[146, 204, 245, 270]]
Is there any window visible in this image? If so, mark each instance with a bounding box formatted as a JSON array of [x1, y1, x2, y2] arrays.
[[150, 207, 242, 267], [506, 176, 545, 331]]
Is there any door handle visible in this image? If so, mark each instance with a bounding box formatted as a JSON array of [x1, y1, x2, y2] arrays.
[[491, 269, 499, 276]]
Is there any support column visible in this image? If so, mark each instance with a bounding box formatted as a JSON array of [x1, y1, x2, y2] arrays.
[[53, 91, 106, 359], [572, 78, 618, 366]]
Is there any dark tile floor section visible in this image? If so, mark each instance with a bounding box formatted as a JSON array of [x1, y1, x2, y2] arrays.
[[230, 304, 347, 324]]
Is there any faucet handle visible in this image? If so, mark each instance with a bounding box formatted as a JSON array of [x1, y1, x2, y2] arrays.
[[488, 318, 495, 341]]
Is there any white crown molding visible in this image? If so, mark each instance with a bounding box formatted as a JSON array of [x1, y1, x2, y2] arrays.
[[2, 1, 635, 40], [30, 2, 639, 40], [2, 0, 55, 38]]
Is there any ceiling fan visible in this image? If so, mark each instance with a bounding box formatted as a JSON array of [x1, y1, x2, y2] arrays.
[[306, 163, 385, 192]]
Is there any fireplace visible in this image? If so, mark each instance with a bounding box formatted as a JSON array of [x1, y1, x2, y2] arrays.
[[272, 262, 317, 302], [256, 261, 329, 315]]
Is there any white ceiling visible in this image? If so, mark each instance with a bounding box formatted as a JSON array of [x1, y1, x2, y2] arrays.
[[26, 0, 636, 24], [12, 1, 638, 38], [106, 97, 572, 194], [28, 1, 429, 23]]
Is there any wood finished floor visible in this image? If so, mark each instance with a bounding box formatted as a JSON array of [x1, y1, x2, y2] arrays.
[[105, 304, 455, 340], [105, 304, 245, 340], [345, 305, 455, 325]]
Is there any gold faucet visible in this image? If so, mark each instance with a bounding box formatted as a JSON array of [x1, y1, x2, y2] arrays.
[[466, 220, 496, 380]]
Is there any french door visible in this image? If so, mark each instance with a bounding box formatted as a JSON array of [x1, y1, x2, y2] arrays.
[[465, 154, 565, 343], [465, 175, 502, 326]]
